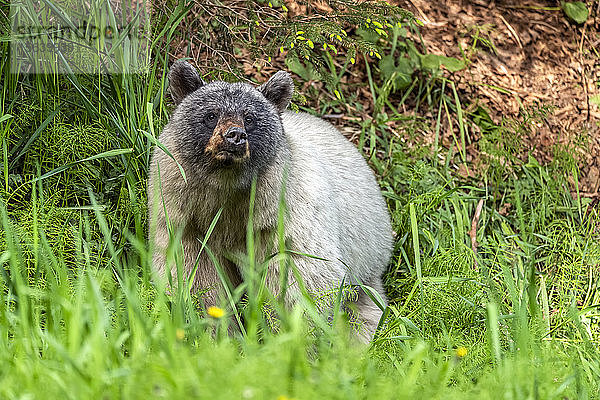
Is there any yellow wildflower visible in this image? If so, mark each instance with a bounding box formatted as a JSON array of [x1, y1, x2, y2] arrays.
[[175, 328, 185, 340], [456, 347, 468, 358], [207, 306, 225, 318]]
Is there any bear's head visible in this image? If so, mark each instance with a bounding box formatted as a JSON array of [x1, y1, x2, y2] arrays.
[[166, 61, 293, 189]]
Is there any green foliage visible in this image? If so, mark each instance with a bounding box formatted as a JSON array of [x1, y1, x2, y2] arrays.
[[475, 105, 554, 181], [24, 119, 118, 202], [366, 56, 600, 370], [170, 0, 417, 91], [375, 27, 465, 94], [561, 1, 589, 24]]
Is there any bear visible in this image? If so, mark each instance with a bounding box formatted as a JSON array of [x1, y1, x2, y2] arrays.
[[148, 60, 394, 341]]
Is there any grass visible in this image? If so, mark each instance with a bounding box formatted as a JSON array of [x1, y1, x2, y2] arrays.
[[1, 0, 600, 398]]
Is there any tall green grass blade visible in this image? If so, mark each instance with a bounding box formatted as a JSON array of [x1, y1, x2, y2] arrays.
[[487, 302, 501, 365], [187, 207, 223, 293], [139, 127, 187, 183], [30, 148, 133, 183], [10, 107, 60, 167]]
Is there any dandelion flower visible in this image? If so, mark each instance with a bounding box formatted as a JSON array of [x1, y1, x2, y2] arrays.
[[208, 306, 225, 318], [456, 346, 468, 358]]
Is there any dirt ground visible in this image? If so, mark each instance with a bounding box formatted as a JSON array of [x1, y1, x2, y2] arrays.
[[397, 0, 600, 195]]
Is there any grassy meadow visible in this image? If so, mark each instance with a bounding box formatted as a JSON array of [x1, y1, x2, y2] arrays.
[[1, 1, 600, 398]]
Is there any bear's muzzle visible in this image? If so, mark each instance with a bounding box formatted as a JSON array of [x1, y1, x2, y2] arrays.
[[205, 116, 250, 165]]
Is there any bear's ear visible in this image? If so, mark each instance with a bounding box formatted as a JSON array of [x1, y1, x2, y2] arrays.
[[168, 60, 204, 105], [258, 71, 294, 113]]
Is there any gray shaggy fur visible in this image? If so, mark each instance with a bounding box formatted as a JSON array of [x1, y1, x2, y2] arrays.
[[148, 61, 394, 341]]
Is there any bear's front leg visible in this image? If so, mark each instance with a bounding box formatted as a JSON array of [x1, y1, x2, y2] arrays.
[[180, 235, 245, 311], [153, 227, 235, 309]]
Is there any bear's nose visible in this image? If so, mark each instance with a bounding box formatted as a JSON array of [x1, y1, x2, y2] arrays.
[[223, 126, 247, 146]]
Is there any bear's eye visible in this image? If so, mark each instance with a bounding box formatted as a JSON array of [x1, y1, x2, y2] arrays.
[[244, 115, 254, 126], [204, 112, 217, 123]]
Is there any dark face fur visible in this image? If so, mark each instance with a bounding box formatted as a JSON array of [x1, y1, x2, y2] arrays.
[[167, 61, 293, 189]]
